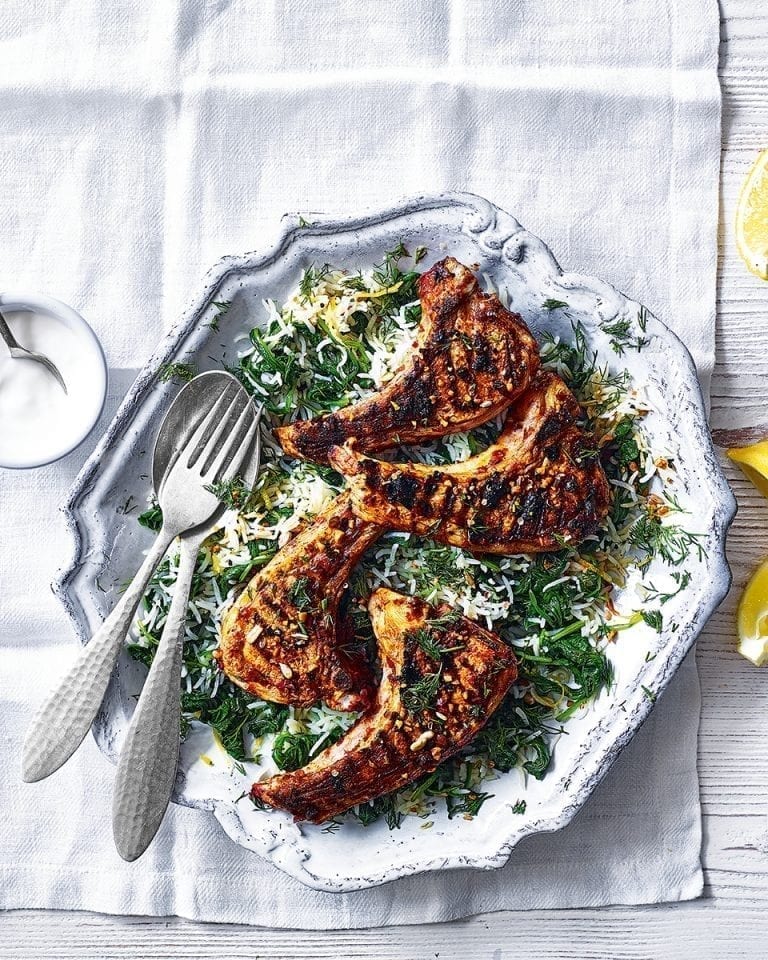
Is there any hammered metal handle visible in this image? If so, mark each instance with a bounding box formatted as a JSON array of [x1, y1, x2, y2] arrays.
[[112, 534, 201, 860], [21, 529, 175, 782]]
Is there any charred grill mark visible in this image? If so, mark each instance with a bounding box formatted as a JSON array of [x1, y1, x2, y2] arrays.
[[387, 472, 419, 508], [217, 493, 382, 710], [481, 473, 508, 509], [331, 371, 610, 555], [275, 258, 539, 464], [537, 411, 571, 443], [398, 382, 434, 423], [250, 589, 518, 823], [471, 336, 493, 372]]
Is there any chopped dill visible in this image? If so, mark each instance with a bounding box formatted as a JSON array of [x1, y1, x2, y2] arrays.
[[512, 799, 527, 814], [601, 316, 649, 356], [412, 627, 464, 661], [208, 300, 230, 332], [287, 576, 312, 611], [542, 298, 569, 311], [401, 665, 442, 714], [641, 609, 663, 631], [158, 361, 196, 383], [642, 570, 692, 604], [629, 515, 705, 569], [204, 475, 252, 511]]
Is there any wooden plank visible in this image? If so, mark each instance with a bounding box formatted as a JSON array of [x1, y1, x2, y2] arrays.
[[4, 902, 768, 960]]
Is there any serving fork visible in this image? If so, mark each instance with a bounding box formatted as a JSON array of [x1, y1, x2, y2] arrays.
[[22, 376, 259, 783], [112, 407, 262, 861]]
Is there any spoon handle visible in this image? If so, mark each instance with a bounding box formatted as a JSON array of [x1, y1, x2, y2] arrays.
[[112, 533, 202, 861], [0, 310, 20, 351], [21, 527, 176, 783]]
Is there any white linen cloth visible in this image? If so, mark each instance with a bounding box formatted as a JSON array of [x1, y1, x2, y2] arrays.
[[0, 0, 720, 926]]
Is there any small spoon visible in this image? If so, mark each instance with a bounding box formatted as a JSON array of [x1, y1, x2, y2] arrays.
[[0, 308, 67, 394]]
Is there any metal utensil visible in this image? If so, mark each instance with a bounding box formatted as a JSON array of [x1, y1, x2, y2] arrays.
[[21, 373, 258, 783], [0, 308, 67, 393], [112, 407, 262, 861]]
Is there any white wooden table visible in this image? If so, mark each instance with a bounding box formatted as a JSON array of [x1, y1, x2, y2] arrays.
[[4, 3, 768, 957]]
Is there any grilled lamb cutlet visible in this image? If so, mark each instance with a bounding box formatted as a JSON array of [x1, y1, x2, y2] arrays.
[[274, 257, 539, 464], [251, 587, 518, 823], [328, 371, 611, 555], [215, 492, 384, 712]]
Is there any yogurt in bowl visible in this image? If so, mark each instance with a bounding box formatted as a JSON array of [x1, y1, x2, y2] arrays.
[[0, 293, 107, 469]]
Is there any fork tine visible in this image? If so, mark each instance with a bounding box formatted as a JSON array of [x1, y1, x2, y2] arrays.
[[157, 401, 217, 498], [203, 400, 258, 485], [190, 388, 245, 471], [240, 408, 264, 487], [174, 383, 237, 474], [160, 385, 236, 497], [219, 415, 260, 486]]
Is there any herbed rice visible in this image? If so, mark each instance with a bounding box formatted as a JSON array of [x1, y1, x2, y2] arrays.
[[131, 248, 699, 829]]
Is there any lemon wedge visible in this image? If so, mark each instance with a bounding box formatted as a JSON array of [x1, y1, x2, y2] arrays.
[[736, 148, 768, 280], [738, 558, 768, 666], [727, 439, 768, 498]]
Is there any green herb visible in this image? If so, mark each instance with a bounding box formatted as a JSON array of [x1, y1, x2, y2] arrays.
[[137, 502, 163, 531], [425, 610, 462, 632], [158, 361, 196, 383], [208, 300, 230, 332], [297, 215, 313, 228], [610, 417, 640, 466], [401, 665, 442, 714], [642, 571, 692, 604], [512, 799, 527, 814], [214, 539, 277, 591], [414, 245, 428, 264], [348, 793, 403, 829], [204, 476, 252, 511], [601, 316, 649, 356], [641, 609, 663, 631], [287, 576, 312, 611], [445, 790, 493, 819], [412, 626, 464, 661], [542, 299, 569, 311], [641, 685, 657, 704], [193, 693, 255, 761], [629, 515, 705, 568], [299, 264, 331, 302], [272, 731, 317, 771]]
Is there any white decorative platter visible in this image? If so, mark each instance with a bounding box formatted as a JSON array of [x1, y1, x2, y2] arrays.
[[54, 192, 735, 892]]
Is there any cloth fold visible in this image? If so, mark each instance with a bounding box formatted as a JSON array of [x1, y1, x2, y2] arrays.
[[0, 0, 720, 927]]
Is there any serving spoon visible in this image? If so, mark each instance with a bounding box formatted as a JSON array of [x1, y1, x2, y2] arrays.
[[0, 308, 67, 393], [112, 397, 262, 861], [21, 372, 258, 783]]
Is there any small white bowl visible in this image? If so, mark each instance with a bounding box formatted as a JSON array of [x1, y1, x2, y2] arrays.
[[0, 293, 107, 469]]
